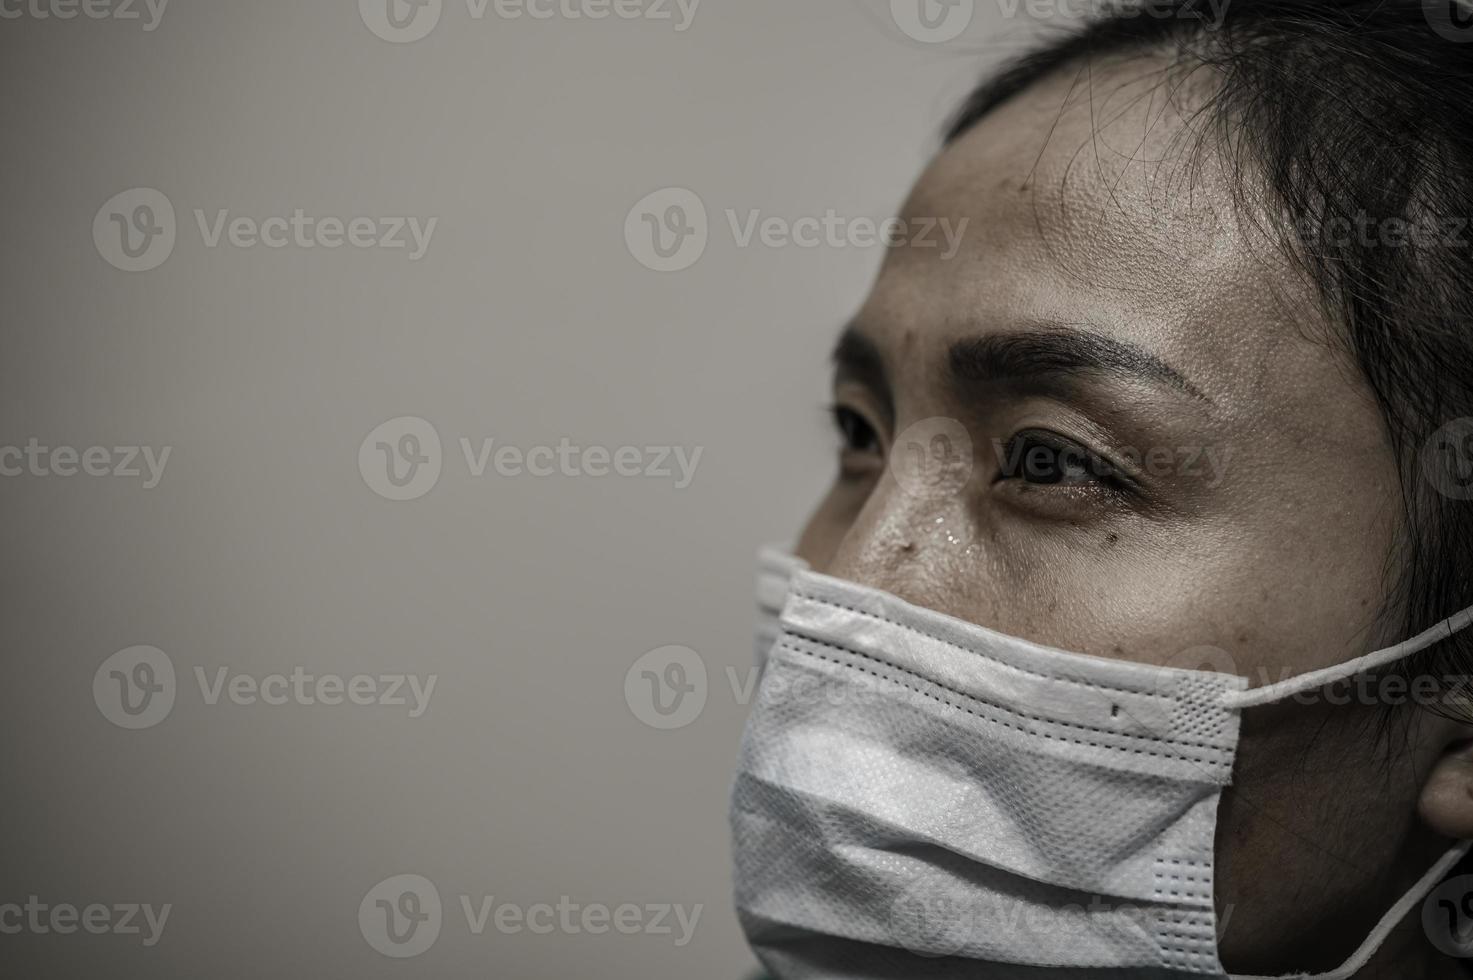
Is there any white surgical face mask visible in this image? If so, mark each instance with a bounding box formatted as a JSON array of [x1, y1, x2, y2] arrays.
[[733, 548, 1473, 979]]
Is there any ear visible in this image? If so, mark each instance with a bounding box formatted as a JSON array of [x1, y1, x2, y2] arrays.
[[1419, 737, 1473, 840]]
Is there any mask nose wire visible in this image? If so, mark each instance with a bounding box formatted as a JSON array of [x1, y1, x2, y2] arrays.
[[1219, 605, 1473, 711]]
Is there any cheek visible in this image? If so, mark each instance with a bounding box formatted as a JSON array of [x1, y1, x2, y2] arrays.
[[1213, 707, 1429, 969], [795, 472, 1071, 636], [791, 434, 1395, 685], [792, 477, 1309, 684]]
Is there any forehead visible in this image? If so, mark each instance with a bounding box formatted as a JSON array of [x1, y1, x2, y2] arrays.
[[862, 53, 1329, 411]]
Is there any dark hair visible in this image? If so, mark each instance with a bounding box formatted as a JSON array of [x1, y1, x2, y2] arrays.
[[945, 0, 1473, 730]]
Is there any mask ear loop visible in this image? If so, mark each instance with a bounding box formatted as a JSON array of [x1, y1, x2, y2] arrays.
[[1228, 837, 1473, 980], [1219, 605, 1473, 978], [1220, 605, 1473, 711]]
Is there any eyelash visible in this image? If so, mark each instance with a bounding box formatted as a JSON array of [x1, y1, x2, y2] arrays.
[[829, 405, 881, 455], [996, 430, 1128, 492], [826, 408, 1135, 501]]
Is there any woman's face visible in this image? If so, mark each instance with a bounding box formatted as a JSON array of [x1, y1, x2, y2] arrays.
[[794, 56, 1473, 974]]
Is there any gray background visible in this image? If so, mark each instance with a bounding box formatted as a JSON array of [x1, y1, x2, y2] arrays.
[[0, 2, 1049, 976]]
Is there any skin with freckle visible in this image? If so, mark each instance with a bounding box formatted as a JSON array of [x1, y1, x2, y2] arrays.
[[793, 53, 1472, 978]]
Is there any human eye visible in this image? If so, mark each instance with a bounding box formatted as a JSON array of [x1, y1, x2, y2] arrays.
[[829, 403, 884, 479], [997, 429, 1111, 487], [990, 428, 1147, 522]]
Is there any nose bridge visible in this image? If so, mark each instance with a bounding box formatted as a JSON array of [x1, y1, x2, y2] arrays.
[[825, 517, 925, 600], [825, 461, 977, 608]]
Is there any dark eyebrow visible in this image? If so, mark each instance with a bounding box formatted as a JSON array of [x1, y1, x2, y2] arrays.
[[947, 327, 1209, 403]]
